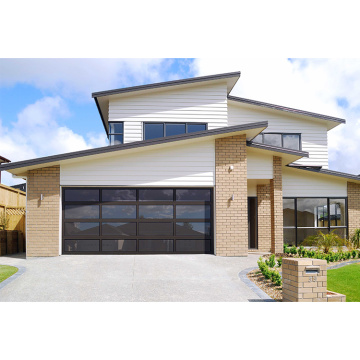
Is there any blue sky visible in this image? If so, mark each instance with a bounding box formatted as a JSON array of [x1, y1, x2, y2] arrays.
[[1, 58, 360, 186]]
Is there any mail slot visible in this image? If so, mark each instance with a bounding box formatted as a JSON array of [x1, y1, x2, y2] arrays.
[[305, 266, 320, 274]]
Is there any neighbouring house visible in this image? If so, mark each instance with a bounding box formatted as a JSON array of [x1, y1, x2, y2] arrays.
[[0, 155, 11, 184], [0, 71, 359, 257], [11, 183, 26, 193]]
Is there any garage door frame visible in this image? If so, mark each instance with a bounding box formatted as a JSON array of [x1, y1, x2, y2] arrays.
[[62, 187, 214, 255]]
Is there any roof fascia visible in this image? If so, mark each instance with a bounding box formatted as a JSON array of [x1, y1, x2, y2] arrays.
[[228, 95, 345, 127], [0, 121, 267, 173], [286, 165, 360, 183], [92, 71, 240, 98]]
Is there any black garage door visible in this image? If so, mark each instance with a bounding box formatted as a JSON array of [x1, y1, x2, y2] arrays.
[[62, 188, 213, 254]]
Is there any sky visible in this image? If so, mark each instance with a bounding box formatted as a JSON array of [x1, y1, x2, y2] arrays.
[[1, 58, 360, 186]]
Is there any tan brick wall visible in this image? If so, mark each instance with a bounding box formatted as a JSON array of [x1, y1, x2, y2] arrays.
[[26, 166, 60, 257], [282, 258, 327, 302], [270, 156, 283, 253], [257, 184, 271, 252], [215, 135, 248, 256], [348, 182, 360, 238]]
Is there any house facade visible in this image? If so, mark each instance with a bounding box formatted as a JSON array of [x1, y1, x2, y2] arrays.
[[1, 71, 360, 257]]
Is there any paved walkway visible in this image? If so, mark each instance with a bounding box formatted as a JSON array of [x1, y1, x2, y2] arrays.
[[0, 253, 266, 302]]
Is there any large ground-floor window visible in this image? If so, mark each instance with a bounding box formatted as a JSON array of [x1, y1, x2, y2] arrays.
[[283, 197, 347, 246]]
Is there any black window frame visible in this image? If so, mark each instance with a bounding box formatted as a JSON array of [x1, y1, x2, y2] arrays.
[[109, 122, 124, 145], [254, 132, 302, 151], [143, 122, 208, 140], [283, 196, 348, 247], [62, 187, 214, 255]]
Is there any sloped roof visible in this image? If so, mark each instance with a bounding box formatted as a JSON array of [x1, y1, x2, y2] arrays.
[[228, 95, 345, 128]]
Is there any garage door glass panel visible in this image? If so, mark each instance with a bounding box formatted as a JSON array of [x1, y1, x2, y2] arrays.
[[139, 205, 173, 219], [139, 189, 173, 201], [102, 205, 136, 219], [64, 222, 100, 236], [139, 240, 173, 252], [102, 223, 137, 236], [175, 189, 211, 201], [102, 189, 136, 202], [65, 205, 99, 219], [139, 222, 173, 236], [64, 239, 99, 252], [176, 239, 211, 252], [176, 222, 211, 236], [102, 239, 137, 252], [176, 205, 210, 219], [64, 189, 99, 202]]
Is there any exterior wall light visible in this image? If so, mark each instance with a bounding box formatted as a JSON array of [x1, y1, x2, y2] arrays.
[[229, 165, 234, 171], [40, 194, 44, 200]]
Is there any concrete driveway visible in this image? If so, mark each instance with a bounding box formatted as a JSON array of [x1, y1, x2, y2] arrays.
[[0, 253, 266, 302]]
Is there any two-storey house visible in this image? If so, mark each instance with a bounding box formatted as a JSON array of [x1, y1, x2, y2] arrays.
[[1, 71, 360, 257]]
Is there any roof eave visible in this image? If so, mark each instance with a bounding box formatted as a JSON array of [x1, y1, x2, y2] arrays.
[[228, 95, 346, 126], [0, 121, 267, 174]]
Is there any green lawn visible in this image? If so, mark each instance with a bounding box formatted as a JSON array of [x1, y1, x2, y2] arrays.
[[327, 263, 360, 302], [0, 265, 18, 283]]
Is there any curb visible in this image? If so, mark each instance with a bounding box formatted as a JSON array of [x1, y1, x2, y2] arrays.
[[0, 265, 26, 291], [239, 267, 276, 302], [327, 259, 360, 270]]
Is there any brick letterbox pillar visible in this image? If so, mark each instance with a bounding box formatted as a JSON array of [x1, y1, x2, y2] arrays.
[[282, 258, 327, 302]]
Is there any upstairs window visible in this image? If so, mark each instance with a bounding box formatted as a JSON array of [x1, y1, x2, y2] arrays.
[[253, 133, 301, 151], [109, 122, 123, 145], [144, 122, 207, 140]]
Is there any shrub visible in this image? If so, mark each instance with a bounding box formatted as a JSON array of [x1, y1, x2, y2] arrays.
[[271, 271, 282, 286], [284, 244, 290, 254], [302, 230, 345, 253], [290, 246, 297, 255], [351, 229, 360, 249], [0, 212, 9, 231], [352, 250, 357, 259], [268, 254, 276, 268], [277, 257, 282, 267]]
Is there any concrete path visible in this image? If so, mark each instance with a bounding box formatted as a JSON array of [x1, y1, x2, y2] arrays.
[[0, 253, 266, 302]]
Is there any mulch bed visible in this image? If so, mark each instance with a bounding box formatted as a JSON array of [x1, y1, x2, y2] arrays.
[[247, 269, 283, 301]]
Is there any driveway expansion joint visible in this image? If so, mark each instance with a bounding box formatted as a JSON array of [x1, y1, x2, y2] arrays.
[[239, 267, 275, 302]]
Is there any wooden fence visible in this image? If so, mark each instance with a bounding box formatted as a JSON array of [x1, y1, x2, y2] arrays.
[[0, 183, 26, 234]]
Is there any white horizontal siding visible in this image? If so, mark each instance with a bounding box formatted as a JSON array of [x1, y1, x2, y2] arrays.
[[283, 167, 347, 197], [124, 121, 142, 143], [60, 141, 215, 186], [228, 103, 329, 168], [247, 150, 273, 179], [109, 83, 228, 143]]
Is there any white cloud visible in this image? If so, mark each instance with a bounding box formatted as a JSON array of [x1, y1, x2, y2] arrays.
[[0, 58, 174, 102], [193, 58, 360, 174], [0, 96, 107, 186]]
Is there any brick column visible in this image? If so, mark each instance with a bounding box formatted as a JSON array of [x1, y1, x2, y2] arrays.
[[270, 156, 283, 254], [257, 184, 271, 252], [348, 182, 360, 238], [215, 135, 248, 256], [27, 166, 60, 257]]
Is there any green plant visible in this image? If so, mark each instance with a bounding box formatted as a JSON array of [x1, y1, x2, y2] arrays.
[[290, 245, 297, 255], [352, 250, 358, 259], [351, 229, 360, 249], [297, 245, 304, 256], [302, 230, 345, 254], [284, 243, 290, 254], [268, 254, 276, 268], [277, 257, 282, 267], [0, 211, 9, 230], [271, 271, 282, 286]]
